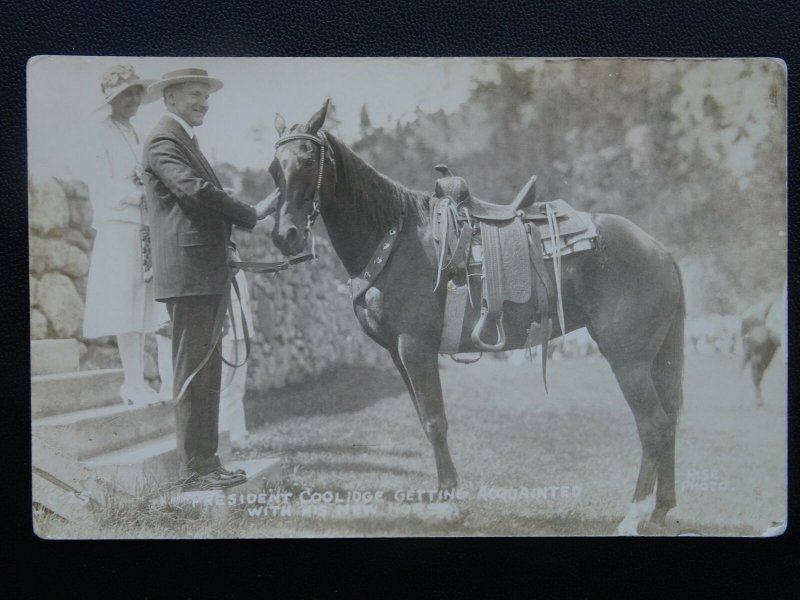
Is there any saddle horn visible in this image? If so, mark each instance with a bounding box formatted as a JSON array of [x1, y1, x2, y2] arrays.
[[434, 164, 454, 177], [511, 175, 537, 210]]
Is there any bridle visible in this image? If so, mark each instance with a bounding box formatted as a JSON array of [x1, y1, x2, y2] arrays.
[[227, 131, 330, 276], [274, 129, 329, 257]]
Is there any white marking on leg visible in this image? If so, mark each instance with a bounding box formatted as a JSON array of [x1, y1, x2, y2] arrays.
[[615, 493, 655, 536]]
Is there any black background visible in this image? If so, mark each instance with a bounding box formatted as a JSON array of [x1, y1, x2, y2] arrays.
[[2, 1, 796, 596]]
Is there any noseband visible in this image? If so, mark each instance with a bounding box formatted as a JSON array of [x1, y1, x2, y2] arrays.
[[274, 130, 329, 252]]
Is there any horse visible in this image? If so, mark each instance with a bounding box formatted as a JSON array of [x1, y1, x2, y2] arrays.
[[741, 301, 782, 406], [267, 100, 685, 535]]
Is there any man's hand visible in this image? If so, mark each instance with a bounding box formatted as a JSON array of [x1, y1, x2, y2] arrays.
[[227, 246, 242, 273], [255, 188, 280, 220]]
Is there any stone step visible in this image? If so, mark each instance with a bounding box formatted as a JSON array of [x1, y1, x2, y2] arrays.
[[31, 339, 80, 376], [33, 400, 176, 460], [162, 456, 283, 508], [32, 435, 128, 508], [32, 369, 125, 419], [32, 470, 95, 525], [85, 430, 233, 496]]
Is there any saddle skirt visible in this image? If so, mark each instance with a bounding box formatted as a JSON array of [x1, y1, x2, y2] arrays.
[[480, 218, 531, 304]]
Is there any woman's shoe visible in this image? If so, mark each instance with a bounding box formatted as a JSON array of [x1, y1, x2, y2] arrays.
[[120, 383, 159, 407], [157, 384, 173, 402]]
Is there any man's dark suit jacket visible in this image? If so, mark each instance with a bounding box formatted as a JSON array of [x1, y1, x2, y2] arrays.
[[142, 115, 257, 300]]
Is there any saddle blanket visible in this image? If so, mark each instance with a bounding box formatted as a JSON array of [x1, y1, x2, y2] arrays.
[[539, 210, 598, 259]]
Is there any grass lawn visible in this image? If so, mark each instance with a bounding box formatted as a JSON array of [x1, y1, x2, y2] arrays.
[[36, 349, 786, 538]]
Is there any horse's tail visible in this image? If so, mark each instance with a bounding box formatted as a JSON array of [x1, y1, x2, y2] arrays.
[[652, 260, 685, 420]]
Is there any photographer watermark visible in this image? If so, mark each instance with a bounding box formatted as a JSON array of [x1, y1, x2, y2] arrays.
[[681, 468, 730, 492]]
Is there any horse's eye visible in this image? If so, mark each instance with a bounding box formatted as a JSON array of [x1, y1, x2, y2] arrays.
[[300, 156, 315, 168]]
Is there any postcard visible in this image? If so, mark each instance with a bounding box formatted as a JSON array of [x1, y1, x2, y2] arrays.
[[29, 56, 787, 538]]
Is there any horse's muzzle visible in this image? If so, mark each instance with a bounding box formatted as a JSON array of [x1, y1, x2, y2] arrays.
[[274, 225, 307, 257]]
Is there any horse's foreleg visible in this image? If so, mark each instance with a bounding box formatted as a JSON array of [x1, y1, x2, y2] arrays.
[[389, 348, 424, 427], [612, 361, 671, 535], [397, 334, 458, 491]]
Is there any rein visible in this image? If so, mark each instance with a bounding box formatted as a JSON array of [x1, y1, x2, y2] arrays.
[[176, 131, 331, 394]]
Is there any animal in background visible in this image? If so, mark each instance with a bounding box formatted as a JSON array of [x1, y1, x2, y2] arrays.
[[741, 301, 782, 407]]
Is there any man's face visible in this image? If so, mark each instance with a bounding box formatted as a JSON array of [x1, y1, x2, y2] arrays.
[[166, 82, 210, 127]]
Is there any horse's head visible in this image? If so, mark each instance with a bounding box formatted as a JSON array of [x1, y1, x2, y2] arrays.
[[269, 99, 336, 256]]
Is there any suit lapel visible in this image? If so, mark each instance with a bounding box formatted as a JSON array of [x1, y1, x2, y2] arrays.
[[160, 116, 221, 187]]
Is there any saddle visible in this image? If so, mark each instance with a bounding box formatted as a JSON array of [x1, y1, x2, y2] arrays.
[[434, 164, 538, 220], [431, 165, 598, 384]]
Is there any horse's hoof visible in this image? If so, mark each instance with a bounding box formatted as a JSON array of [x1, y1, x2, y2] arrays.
[[650, 507, 670, 527], [614, 520, 641, 536], [438, 485, 458, 496], [438, 474, 457, 490]]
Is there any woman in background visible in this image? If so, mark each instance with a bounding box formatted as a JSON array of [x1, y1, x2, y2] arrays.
[[83, 63, 166, 406]]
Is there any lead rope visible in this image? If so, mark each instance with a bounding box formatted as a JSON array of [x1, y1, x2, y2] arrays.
[[546, 203, 566, 340]]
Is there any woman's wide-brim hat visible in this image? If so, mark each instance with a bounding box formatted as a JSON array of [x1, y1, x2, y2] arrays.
[[98, 63, 158, 109], [147, 68, 224, 97]]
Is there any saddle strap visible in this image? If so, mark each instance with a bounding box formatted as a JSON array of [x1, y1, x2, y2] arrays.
[[480, 223, 504, 318], [526, 221, 553, 392], [350, 218, 404, 304], [525, 222, 553, 310], [440, 281, 470, 354], [443, 223, 472, 278], [432, 198, 461, 292], [546, 203, 567, 339]]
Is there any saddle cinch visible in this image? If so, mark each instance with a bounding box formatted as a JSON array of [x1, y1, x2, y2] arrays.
[[430, 165, 598, 378]]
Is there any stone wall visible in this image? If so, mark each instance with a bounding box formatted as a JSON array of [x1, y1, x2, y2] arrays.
[[232, 226, 392, 391], [28, 176, 391, 391]]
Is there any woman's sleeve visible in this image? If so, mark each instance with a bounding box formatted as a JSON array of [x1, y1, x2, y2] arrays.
[[88, 128, 143, 211]]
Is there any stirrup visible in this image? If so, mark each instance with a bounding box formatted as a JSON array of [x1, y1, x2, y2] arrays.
[[447, 352, 483, 364], [471, 310, 507, 351]]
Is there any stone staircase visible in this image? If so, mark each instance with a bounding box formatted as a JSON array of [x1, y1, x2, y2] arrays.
[[31, 339, 282, 521]]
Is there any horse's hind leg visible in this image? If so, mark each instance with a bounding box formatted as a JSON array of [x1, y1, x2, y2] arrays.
[[397, 333, 458, 490], [611, 361, 671, 535], [651, 411, 677, 526]]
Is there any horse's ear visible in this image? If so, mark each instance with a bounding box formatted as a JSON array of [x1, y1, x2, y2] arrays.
[[306, 99, 330, 133], [275, 113, 287, 136]]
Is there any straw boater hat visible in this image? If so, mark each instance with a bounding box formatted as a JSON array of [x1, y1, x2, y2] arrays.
[[147, 68, 224, 97], [98, 63, 157, 109]]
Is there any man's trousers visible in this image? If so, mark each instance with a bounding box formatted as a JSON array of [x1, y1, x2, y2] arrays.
[[166, 294, 225, 479]]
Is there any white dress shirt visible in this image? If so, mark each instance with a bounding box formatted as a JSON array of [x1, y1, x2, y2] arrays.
[[166, 111, 196, 139]]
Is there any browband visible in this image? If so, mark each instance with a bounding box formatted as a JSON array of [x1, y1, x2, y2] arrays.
[[275, 132, 326, 148]]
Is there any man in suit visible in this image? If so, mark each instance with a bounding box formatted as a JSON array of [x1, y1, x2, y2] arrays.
[[143, 68, 277, 490]]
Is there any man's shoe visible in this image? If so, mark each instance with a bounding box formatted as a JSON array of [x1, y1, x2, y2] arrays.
[[216, 465, 247, 477], [181, 470, 247, 492]]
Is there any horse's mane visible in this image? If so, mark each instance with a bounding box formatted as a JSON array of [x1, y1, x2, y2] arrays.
[[326, 132, 430, 231]]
